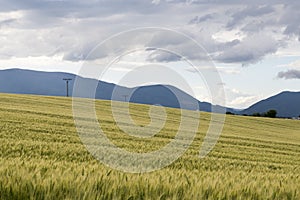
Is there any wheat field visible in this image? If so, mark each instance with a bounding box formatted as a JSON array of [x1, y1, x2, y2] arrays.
[[0, 93, 300, 199]]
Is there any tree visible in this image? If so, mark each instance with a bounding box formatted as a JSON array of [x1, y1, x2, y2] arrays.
[[226, 111, 234, 115], [252, 112, 261, 117], [266, 109, 277, 118]]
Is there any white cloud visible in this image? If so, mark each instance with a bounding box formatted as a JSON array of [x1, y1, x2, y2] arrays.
[[285, 60, 300, 70], [0, 55, 81, 74], [225, 88, 263, 109], [228, 95, 261, 109], [212, 30, 244, 43], [216, 66, 241, 74]]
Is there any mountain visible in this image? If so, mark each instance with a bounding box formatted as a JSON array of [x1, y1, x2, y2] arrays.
[[242, 91, 300, 118], [0, 68, 230, 112]]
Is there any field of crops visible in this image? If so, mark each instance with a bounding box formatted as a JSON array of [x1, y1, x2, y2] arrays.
[[0, 93, 300, 199]]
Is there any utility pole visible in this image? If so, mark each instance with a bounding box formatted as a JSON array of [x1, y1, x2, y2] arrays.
[[122, 95, 128, 102], [63, 78, 72, 97]]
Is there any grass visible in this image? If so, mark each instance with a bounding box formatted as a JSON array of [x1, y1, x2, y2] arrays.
[[0, 93, 300, 199]]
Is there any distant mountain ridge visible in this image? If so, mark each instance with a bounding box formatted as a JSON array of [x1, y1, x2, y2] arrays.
[[0, 68, 230, 113], [242, 91, 300, 118], [1, 68, 298, 117]]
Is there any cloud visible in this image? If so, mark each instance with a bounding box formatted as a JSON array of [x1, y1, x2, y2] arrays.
[[228, 95, 261, 109], [226, 5, 274, 30], [215, 33, 282, 65], [0, 0, 299, 67], [189, 13, 214, 24], [225, 88, 263, 109], [279, 4, 300, 40], [0, 18, 16, 27], [277, 69, 300, 79], [285, 60, 300, 69], [147, 50, 182, 62]]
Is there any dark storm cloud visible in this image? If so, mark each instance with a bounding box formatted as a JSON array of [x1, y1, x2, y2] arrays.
[[277, 69, 300, 79]]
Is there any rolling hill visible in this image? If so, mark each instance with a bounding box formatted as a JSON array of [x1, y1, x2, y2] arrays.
[[242, 91, 300, 118], [0, 68, 230, 112], [0, 93, 299, 199]]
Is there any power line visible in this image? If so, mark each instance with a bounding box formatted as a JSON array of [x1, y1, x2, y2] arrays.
[[122, 95, 128, 102], [63, 78, 72, 97]]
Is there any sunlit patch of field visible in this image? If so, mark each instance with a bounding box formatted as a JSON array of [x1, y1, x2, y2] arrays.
[[0, 93, 299, 199]]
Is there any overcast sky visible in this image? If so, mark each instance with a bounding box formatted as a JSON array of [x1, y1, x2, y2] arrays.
[[0, 0, 299, 108]]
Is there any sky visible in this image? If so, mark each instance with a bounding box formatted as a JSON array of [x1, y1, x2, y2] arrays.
[[0, 0, 300, 109]]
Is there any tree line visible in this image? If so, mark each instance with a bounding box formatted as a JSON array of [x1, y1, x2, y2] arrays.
[[251, 109, 277, 118], [226, 109, 278, 118]]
